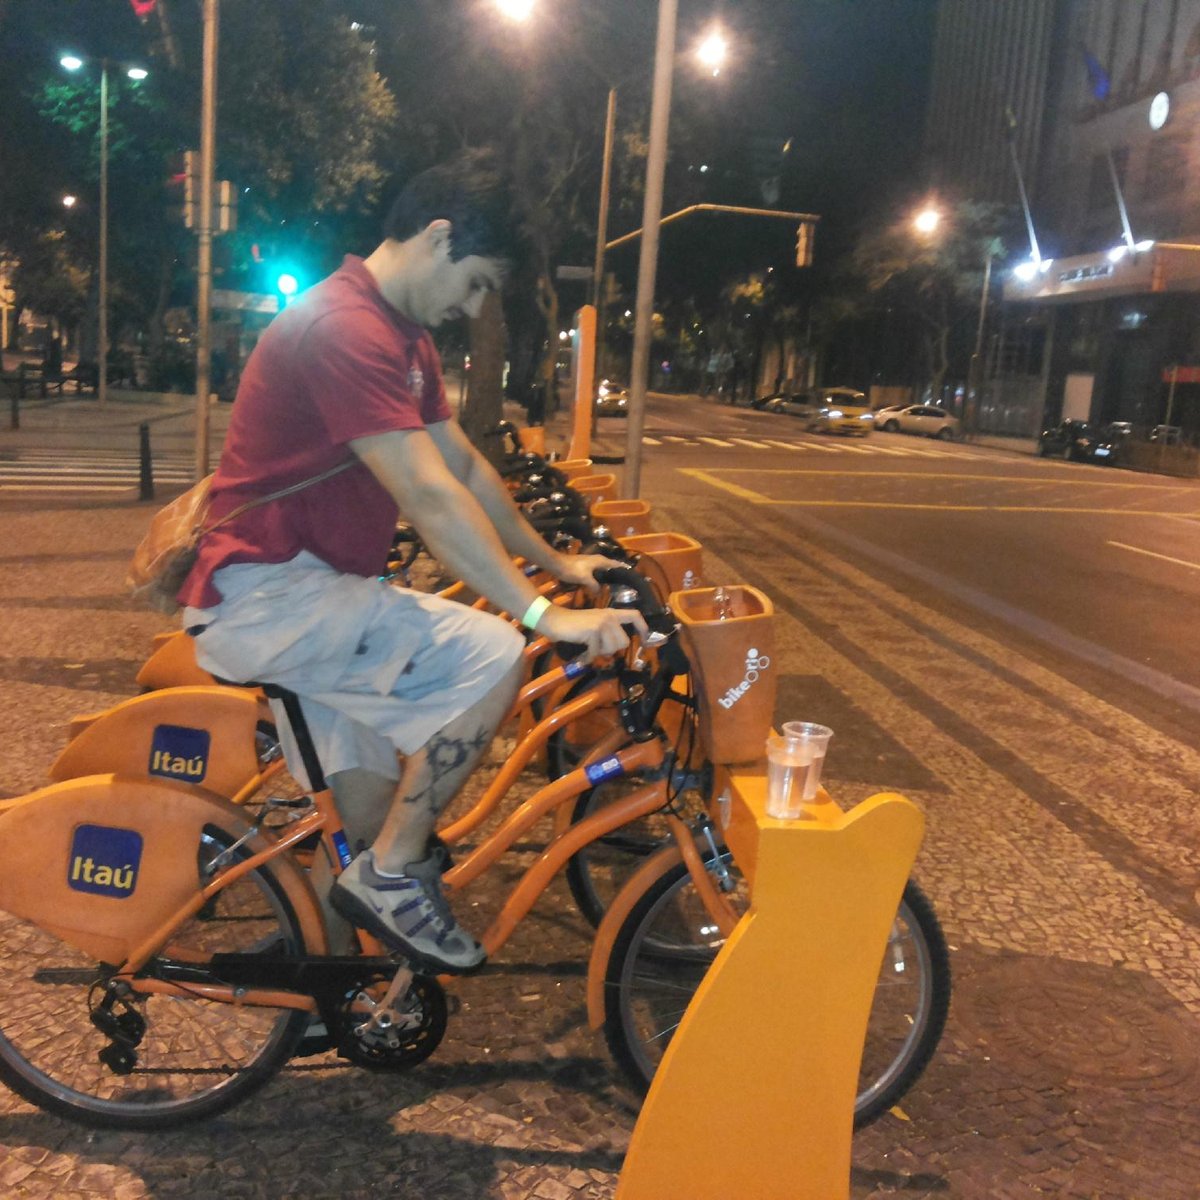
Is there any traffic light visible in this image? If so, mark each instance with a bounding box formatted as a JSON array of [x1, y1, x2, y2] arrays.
[[795, 221, 814, 268], [166, 150, 199, 228]]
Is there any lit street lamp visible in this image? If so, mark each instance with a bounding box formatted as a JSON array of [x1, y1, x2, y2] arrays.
[[60, 53, 149, 406], [912, 206, 941, 237]]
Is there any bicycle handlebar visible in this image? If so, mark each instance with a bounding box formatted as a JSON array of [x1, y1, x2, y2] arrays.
[[553, 564, 676, 662]]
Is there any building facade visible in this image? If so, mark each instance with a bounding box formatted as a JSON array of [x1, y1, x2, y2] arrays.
[[925, 0, 1200, 445]]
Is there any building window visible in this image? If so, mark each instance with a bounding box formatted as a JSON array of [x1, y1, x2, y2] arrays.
[[1144, 137, 1188, 196]]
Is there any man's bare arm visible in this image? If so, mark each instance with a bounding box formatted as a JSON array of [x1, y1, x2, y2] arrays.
[[424, 420, 571, 573], [348, 428, 645, 656]]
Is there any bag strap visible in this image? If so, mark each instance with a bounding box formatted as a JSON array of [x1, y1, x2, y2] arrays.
[[201, 457, 358, 537]]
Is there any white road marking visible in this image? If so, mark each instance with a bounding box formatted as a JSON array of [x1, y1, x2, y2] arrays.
[[697, 436, 735, 447], [1108, 541, 1200, 573], [729, 438, 771, 449]]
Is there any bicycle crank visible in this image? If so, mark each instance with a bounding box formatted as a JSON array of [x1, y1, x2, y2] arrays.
[[336, 971, 448, 1071]]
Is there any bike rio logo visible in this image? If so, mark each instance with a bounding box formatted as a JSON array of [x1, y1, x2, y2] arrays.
[[67, 824, 143, 898], [717, 646, 771, 709]]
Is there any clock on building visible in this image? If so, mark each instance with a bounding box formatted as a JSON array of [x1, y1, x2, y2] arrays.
[[1149, 91, 1171, 130]]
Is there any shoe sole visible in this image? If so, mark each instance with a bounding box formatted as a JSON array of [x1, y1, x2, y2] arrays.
[[329, 882, 487, 976]]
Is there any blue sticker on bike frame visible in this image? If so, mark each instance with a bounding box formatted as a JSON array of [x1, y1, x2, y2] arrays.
[[331, 830, 353, 869], [148, 724, 211, 783], [67, 824, 143, 899], [563, 660, 592, 681], [523, 563, 541, 577], [585, 755, 625, 785]]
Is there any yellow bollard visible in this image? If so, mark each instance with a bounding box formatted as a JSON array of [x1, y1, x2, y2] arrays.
[[616, 766, 924, 1200]]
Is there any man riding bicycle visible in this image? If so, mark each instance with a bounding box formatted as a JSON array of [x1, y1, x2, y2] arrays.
[[178, 151, 644, 974]]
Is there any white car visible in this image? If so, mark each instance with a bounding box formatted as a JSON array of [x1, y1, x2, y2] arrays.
[[876, 404, 960, 440]]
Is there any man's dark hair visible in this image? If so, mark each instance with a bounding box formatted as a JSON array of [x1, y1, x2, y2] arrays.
[[383, 149, 522, 265]]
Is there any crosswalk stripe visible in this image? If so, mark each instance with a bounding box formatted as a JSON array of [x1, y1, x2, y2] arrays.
[[0, 465, 191, 478], [698, 436, 735, 447], [642, 436, 662, 445], [662, 435, 691, 443], [729, 438, 770, 449], [0, 483, 132, 493], [799, 440, 839, 452], [763, 440, 803, 450]]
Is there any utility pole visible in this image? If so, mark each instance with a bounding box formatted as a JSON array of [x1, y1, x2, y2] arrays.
[[624, 0, 677, 499], [98, 63, 109, 406], [194, 0, 219, 481], [592, 87, 617, 387]]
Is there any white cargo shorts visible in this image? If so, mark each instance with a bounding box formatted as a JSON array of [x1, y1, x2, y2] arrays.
[[184, 551, 524, 789]]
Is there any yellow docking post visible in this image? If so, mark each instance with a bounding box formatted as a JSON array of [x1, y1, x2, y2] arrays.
[[617, 767, 924, 1200]]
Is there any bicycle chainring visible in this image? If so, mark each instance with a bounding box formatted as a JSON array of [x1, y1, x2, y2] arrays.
[[337, 973, 448, 1071]]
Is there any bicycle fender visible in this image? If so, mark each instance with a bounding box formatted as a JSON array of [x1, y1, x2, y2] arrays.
[[136, 629, 219, 690], [585, 841, 686, 1031], [50, 685, 271, 801], [0, 774, 328, 967]]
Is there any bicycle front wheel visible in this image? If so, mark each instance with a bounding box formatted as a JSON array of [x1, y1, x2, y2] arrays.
[[602, 857, 950, 1128], [0, 823, 312, 1129]]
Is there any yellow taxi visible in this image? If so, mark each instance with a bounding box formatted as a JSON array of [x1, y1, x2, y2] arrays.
[[806, 388, 873, 437]]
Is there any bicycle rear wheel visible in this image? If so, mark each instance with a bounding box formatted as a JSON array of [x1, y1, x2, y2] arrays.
[[0, 823, 311, 1129], [602, 856, 949, 1128]]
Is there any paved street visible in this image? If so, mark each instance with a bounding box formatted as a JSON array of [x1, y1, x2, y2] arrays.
[[0, 392, 1196, 1196]]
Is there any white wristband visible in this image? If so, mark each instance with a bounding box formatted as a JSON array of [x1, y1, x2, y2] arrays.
[[520, 595, 552, 631]]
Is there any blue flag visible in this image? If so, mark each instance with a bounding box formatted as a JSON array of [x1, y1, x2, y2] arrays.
[[1083, 48, 1111, 100]]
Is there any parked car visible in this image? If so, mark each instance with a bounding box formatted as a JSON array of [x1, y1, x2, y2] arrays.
[[1037, 419, 1095, 460], [1150, 424, 1182, 445], [878, 404, 960, 440], [762, 392, 820, 419], [807, 388, 873, 436], [594, 379, 629, 416], [1088, 421, 1133, 466], [872, 404, 908, 428]]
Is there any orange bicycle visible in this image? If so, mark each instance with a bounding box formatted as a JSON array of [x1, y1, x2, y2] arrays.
[[0, 568, 948, 1130]]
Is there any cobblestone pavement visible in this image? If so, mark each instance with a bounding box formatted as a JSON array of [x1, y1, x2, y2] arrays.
[[0, 465, 1197, 1197]]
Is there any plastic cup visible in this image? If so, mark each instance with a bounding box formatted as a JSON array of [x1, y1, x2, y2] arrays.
[[765, 723, 834, 818]]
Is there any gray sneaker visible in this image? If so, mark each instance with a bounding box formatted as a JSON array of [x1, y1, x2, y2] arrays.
[[330, 850, 486, 974]]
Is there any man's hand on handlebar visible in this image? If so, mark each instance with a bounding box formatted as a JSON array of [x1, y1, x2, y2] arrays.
[[536, 604, 649, 662], [555, 552, 626, 596]]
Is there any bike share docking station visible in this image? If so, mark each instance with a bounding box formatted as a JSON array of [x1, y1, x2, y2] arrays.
[[614, 586, 926, 1200]]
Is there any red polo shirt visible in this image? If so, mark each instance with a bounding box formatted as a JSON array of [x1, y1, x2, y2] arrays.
[[178, 255, 451, 609]]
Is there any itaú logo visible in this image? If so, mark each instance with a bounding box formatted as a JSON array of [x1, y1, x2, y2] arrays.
[[717, 647, 771, 708], [67, 824, 143, 898]]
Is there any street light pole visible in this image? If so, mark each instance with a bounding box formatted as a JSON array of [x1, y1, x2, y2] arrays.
[[98, 61, 109, 407], [591, 86, 617, 384], [194, 0, 219, 481], [966, 252, 993, 437], [623, 0, 677, 499]]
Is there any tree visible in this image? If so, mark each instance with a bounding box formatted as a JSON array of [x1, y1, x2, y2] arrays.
[[849, 201, 1011, 403]]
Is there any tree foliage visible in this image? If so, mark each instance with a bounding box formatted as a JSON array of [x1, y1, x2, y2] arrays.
[[848, 200, 1011, 399]]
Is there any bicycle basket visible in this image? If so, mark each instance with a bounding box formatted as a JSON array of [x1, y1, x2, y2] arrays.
[[592, 499, 653, 538], [669, 585, 776, 765], [570, 473, 619, 505], [621, 531, 704, 600]]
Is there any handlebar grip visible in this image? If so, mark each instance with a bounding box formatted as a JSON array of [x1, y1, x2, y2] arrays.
[[555, 640, 589, 662], [592, 564, 669, 617]]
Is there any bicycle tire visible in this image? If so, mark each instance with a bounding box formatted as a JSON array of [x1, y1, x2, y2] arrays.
[[564, 778, 672, 927], [601, 855, 950, 1128], [0, 821, 312, 1129]]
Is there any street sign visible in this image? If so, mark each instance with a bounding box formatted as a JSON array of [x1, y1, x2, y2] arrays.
[[211, 289, 278, 314]]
